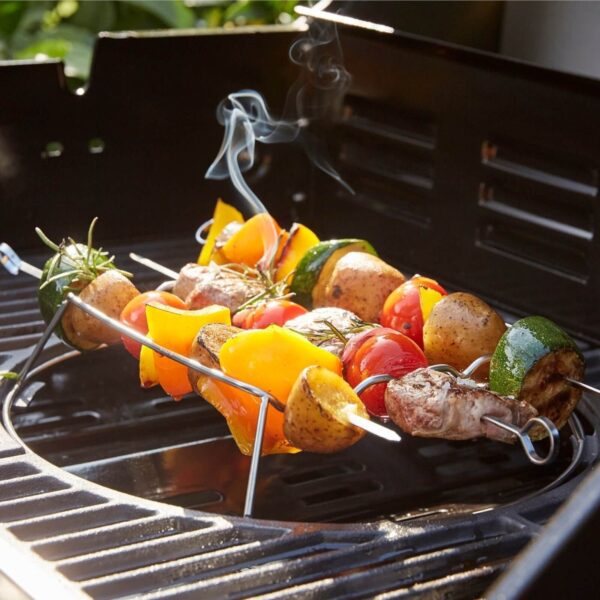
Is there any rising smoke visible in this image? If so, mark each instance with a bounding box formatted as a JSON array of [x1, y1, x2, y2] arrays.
[[205, 19, 353, 216]]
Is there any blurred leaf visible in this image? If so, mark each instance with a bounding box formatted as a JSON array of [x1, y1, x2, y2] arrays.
[[14, 24, 94, 79], [1, 0, 299, 81], [15, 38, 70, 59], [224, 0, 267, 22], [0, 371, 18, 381], [69, 1, 117, 32], [120, 0, 196, 28], [0, 1, 28, 38], [199, 6, 224, 28]]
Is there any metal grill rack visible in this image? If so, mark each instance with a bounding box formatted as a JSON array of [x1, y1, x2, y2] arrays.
[[1, 238, 599, 599], [0, 241, 590, 519]]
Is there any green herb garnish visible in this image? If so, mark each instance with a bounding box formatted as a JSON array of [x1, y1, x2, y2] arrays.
[[36, 217, 132, 292]]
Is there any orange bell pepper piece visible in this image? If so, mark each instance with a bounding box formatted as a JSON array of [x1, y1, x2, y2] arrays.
[[198, 199, 244, 265], [275, 223, 319, 283], [146, 303, 231, 399], [216, 326, 342, 455], [221, 213, 283, 267]]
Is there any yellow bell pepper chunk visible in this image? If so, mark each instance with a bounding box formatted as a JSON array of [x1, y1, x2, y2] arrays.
[[275, 223, 319, 283], [198, 199, 244, 265], [146, 303, 231, 399], [217, 325, 342, 455], [219, 325, 342, 404], [139, 342, 158, 388], [419, 287, 444, 323]]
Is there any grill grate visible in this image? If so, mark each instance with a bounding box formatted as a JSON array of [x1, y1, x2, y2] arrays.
[[0, 237, 599, 598]]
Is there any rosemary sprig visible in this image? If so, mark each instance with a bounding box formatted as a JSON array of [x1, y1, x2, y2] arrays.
[[36, 218, 132, 290], [219, 229, 298, 313], [288, 316, 377, 344]]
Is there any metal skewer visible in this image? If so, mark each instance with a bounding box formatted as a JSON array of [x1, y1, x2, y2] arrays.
[[1, 245, 401, 515], [126, 254, 600, 400], [356, 361, 561, 466], [0, 243, 43, 278], [128, 253, 178, 280], [0, 243, 595, 496], [347, 413, 401, 442]]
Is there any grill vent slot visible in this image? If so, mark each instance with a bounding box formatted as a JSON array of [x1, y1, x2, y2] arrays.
[[481, 140, 598, 196], [302, 480, 381, 506], [335, 96, 436, 225], [478, 139, 596, 281]]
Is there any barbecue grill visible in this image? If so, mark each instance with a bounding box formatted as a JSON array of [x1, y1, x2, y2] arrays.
[[1, 4, 600, 598]]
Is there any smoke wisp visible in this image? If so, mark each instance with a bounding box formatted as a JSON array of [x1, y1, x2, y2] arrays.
[[205, 19, 353, 216]]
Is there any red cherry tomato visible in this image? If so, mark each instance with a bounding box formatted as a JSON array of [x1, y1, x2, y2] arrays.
[[343, 328, 428, 417], [120, 291, 186, 359], [233, 299, 307, 329], [380, 276, 447, 348]]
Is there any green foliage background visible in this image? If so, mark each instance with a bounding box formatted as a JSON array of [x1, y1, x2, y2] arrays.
[[0, 0, 298, 83]]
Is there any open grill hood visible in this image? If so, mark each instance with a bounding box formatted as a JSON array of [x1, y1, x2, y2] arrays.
[[1, 9, 600, 598]]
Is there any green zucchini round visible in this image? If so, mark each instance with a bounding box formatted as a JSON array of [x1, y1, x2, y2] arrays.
[[290, 239, 377, 308], [489, 316, 584, 432]]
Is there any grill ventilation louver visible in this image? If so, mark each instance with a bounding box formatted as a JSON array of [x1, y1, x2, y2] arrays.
[[478, 140, 597, 282], [335, 95, 437, 227]]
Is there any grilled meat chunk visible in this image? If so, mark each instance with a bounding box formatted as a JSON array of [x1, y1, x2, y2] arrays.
[[173, 263, 209, 300], [285, 307, 377, 357], [384, 368, 537, 443], [174, 263, 265, 313]]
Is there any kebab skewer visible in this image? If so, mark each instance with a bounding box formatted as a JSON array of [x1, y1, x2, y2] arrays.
[[1, 208, 595, 458], [0, 238, 549, 461], [0, 226, 400, 453]]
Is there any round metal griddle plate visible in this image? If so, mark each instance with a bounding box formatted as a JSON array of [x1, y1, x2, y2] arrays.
[[9, 346, 588, 523]]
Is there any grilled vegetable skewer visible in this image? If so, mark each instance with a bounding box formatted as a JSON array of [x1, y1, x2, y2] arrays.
[[129, 253, 595, 405]]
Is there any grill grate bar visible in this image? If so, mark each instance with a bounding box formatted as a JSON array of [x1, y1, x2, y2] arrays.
[[230, 533, 527, 600], [0, 488, 108, 522], [0, 473, 71, 502], [126, 529, 526, 600], [80, 531, 369, 599], [32, 514, 215, 560], [9, 503, 157, 541], [57, 523, 279, 582]]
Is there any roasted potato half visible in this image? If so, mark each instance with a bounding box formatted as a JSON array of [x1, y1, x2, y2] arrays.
[[423, 292, 506, 378], [188, 323, 242, 393], [315, 252, 405, 322], [284, 365, 369, 453]]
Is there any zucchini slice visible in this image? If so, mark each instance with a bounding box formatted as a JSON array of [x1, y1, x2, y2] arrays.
[[489, 316, 584, 432], [290, 239, 377, 308]]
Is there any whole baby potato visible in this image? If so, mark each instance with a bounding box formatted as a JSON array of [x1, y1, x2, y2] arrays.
[[63, 271, 139, 348], [423, 292, 506, 378], [315, 252, 405, 323]]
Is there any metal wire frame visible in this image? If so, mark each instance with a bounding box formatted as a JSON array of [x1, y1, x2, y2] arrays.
[[0, 271, 586, 517], [2, 289, 569, 519]]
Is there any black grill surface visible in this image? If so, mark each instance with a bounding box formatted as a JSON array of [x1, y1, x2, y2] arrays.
[[1, 237, 599, 598]]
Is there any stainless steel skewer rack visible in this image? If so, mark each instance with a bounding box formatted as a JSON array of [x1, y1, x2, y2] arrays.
[[0, 243, 592, 518]]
